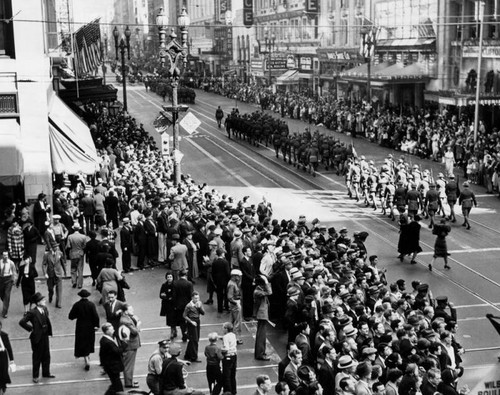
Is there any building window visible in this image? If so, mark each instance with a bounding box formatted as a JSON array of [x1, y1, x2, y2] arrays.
[[41, 0, 58, 53], [0, 0, 15, 57]]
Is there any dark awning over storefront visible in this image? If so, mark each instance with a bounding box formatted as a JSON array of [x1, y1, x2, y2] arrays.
[[48, 93, 99, 175], [57, 84, 118, 104], [341, 62, 431, 84], [0, 119, 23, 186], [339, 62, 390, 79], [376, 38, 436, 51]]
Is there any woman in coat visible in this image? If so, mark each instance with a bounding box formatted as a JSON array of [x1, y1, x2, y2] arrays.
[[96, 259, 123, 302], [159, 271, 176, 339], [183, 230, 199, 282], [0, 321, 14, 395], [397, 215, 423, 264], [429, 218, 451, 271], [68, 289, 100, 370], [253, 275, 272, 361], [16, 253, 38, 314]]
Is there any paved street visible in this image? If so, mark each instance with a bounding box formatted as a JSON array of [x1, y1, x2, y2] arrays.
[[2, 83, 500, 394]]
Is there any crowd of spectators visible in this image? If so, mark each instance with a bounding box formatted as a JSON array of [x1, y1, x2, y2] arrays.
[[1, 91, 475, 395]]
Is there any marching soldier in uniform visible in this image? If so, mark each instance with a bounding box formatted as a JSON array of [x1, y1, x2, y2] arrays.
[[424, 183, 441, 229], [458, 181, 477, 230], [445, 175, 460, 223]]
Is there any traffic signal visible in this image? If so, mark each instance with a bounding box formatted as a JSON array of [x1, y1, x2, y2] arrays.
[[243, 0, 253, 27]]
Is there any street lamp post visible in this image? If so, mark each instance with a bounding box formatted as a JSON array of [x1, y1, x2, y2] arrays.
[[156, 6, 190, 186], [258, 28, 276, 86], [113, 26, 131, 112], [473, 0, 485, 145]]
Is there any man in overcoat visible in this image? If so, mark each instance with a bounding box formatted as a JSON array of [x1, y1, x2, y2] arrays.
[[19, 292, 55, 383]]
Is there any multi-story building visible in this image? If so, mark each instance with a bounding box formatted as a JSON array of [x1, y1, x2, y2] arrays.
[[338, 0, 439, 107], [424, 0, 500, 126], [252, 0, 320, 91], [0, 0, 99, 224]]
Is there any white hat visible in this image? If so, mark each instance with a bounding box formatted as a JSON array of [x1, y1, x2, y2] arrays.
[[230, 269, 242, 277]]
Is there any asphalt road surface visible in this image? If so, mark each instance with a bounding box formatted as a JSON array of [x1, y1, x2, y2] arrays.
[[2, 81, 499, 394]]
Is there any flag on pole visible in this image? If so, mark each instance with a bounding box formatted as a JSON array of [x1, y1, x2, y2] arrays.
[[486, 314, 500, 336], [73, 19, 103, 77], [359, 17, 376, 58]]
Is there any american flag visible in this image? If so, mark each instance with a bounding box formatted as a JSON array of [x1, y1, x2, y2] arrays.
[[73, 19, 103, 76], [416, 18, 435, 38]]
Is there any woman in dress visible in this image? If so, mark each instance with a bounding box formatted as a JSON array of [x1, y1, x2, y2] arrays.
[[96, 258, 123, 302], [159, 270, 176, 339], [443, 146, 455, 177], [429, 218, 451, 271], [16, 253, 38, 314], [68, 289, 100, 371]]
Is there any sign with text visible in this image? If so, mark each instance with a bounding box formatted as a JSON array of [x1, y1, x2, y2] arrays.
[[305, 0, 319, 13], [269, 59, 287, 69], [463, 45, 500, 58], [243, 0, 253, 27]]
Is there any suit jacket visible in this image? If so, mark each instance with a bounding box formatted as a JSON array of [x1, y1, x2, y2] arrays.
[[283, 362, 300, 391], [104, 195, 119, 217], [211, 257, 230, 288], [104, 299, 126, 330], [120, 226, 133, 251], [172, 278, 193, 311], [80, 196, 95, 216], [253, 282, 272, 320], [42, 249, 66, 278], [19, 307, 53, 344], [99, 336, 124, 373], [318, 361, 336, 395]]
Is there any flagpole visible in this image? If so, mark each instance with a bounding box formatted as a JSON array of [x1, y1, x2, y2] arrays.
[[69, 1, 79, 99]]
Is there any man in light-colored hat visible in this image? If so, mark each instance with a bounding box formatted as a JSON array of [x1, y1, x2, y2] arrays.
[[227, 269, 243, 344], [66, 222, 89, 289]]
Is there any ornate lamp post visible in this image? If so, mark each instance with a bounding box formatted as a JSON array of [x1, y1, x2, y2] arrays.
[[113, 25, 131, 112], [156, 5, 190, 186], [156, 7, 168, 69], [258, 27, 276, 86]]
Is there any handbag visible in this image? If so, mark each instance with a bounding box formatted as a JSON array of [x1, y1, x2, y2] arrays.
[[118, 278, 130, 290]]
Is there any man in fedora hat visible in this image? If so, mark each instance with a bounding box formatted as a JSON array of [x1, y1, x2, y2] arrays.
[[99, 322, 124, 394], [19, 292, 55, 383], [66, 223, 89, 289], [68, 289, 100, 371]]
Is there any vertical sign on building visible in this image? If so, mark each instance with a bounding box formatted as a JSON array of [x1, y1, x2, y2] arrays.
[[305, 0, 319, 13], [243, 0, 253, 27]]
